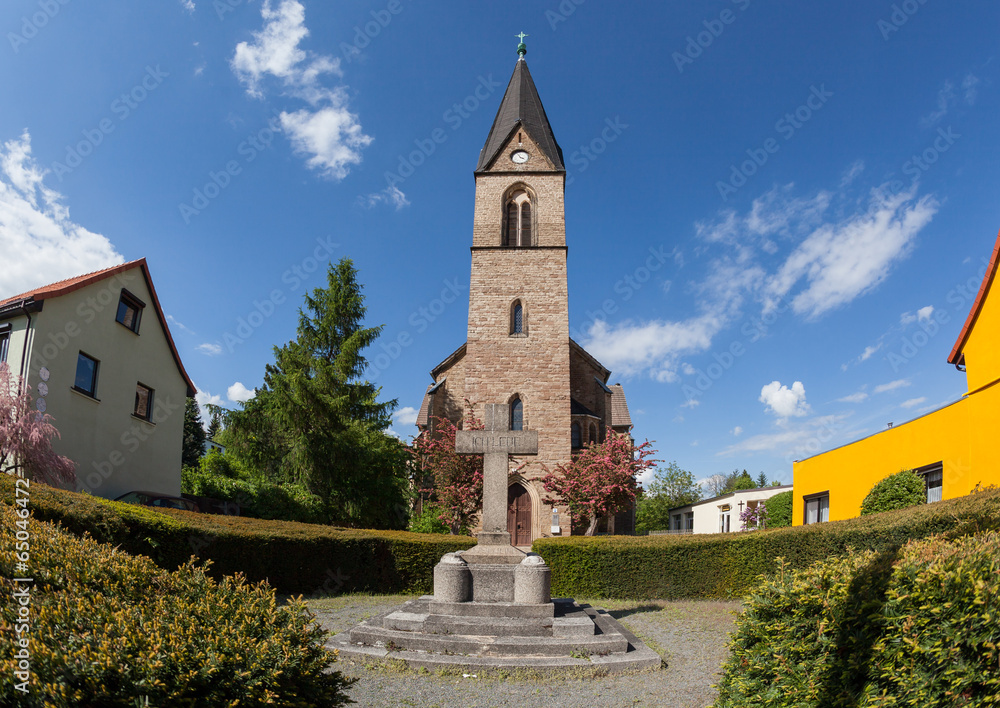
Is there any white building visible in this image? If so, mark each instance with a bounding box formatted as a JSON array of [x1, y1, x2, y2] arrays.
[[667, 485, 793, 534], [0, 259, 195, 499]]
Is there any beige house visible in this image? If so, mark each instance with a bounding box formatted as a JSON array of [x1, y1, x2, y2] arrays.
[[0, 259, 195, 498], [666, 485, 793, 534]]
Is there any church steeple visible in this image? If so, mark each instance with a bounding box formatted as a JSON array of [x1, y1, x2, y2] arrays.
[[475, 57, 565, 173]]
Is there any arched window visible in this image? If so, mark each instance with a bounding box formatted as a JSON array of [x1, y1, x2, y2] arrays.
[[510, 397, 523, 431], [590, 423, 598, 444], [511, 300, 524, 335], [571, 422, 581, 449], [504, 190, 533, 247]]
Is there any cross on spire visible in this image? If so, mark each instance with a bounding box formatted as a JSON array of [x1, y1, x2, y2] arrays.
[[516, 32, 528, 58]]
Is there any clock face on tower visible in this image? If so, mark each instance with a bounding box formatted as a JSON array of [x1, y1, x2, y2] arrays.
[[511, 150, 529, 164]]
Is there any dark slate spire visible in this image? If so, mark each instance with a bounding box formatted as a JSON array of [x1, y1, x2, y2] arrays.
[[475, 58, 565, 172]]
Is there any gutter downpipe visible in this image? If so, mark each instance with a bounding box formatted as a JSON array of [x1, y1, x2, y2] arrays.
[[18, 300, 32, 392]]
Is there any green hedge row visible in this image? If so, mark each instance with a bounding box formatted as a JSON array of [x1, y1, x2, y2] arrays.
[[3, 475, 475, 595], [532, 488, 1000, 599], [714, 531, 1000, 707], [0, 500, 352, 707], [182, 466, 330, 525]]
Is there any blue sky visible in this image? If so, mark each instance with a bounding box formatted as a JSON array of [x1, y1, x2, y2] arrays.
[[2, 0, 998, 488]]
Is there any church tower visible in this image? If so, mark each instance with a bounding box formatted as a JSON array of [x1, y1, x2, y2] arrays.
[[417, 40, 634, 543]]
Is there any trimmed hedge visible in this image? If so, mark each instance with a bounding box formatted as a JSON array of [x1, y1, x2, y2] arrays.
[[2, 475, 475, 595], [0, 501, 352, 707], [860, 468, 926, 515], [532, 487, 1000, 599], [714, 531, 1000, 707]]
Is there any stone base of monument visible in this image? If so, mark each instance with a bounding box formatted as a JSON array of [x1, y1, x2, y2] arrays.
[[328, 550, 661, 675]]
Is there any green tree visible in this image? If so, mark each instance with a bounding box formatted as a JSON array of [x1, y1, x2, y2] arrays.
[[756, 471, 768, 488], [860, 469, 926, 516], [222, 259, 409, 529], [206, 413, 221, 441], [765, 490, 793, 527], [635, 462, 702, 534], [182, 397, 206, 469], [724, 469, 756, 494]]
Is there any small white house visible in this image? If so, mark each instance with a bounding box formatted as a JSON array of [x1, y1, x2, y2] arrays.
[[666, 485, 793, 534]]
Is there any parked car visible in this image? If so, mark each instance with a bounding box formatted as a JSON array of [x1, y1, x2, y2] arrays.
[[114, 491, 200, 512]]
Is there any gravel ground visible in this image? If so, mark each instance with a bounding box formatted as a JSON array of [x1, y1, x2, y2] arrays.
[[306, 594, 741, 708]]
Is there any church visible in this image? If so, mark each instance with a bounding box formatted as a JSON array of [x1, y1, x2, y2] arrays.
[[415, 43, 634, 543]]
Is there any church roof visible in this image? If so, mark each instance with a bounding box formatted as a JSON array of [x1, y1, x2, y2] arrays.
[[415, 384, 433, 429], [610, 384, 632, 429], [475, 59, 565, 173]]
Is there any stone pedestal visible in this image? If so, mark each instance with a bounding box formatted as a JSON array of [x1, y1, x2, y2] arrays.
[[514, 555, 551, 604], [432, 553, 470, 603]]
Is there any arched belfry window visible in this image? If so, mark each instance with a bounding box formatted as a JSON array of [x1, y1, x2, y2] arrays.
[[510, 300, 525, 335], [504, 189, 533, 247], [510, 397, 523, 431]]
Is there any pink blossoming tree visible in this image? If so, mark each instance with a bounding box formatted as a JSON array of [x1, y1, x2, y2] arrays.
[[0, 364, 76, 488], [411, 409, 484, 535], [542, 432, 657, 536]]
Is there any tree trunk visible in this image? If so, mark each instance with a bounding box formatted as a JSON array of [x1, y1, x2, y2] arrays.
[[585, 513, 599, 536]]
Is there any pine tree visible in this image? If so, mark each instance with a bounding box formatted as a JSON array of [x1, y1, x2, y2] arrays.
[[182, 397, 206, 468], [224, 259, 409, 528], [206, 413, 221, 441]]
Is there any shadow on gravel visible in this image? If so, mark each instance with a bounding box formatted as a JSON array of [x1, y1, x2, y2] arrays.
[[604, 605, 665, 620]]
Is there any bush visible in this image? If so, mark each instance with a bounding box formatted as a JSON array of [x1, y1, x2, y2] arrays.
[[407, 502, 451, 534], [531, 487, 1000, 599], [0, 500, 353, 707], [765, 490, 793, 528], [2, 474, 475, 595], [860, 469, 926, 515], [183, 466, 328, 525], [714, 531, 1000, 707]]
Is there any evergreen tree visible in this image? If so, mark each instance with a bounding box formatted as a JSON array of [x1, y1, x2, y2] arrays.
[[756, 471, 768, 488], [182, 397, 207, 469], [206, 413, 221, 441], [223, 259, 409, 528]]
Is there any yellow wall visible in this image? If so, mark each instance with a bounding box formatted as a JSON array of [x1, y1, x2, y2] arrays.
[[792, 381, 1000, 525], [962, 271, 1000, 393]]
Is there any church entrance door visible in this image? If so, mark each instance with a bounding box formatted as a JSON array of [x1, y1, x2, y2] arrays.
[[507, 484, 532, 546]]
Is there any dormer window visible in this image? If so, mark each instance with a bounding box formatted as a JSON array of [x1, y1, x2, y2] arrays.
[[504, 190, 533, 247], [116, 290, 145, 334]]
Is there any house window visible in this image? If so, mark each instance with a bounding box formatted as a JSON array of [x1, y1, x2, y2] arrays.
[[116, 290, 144, 333], [803, 492, 830, 525], [0, 325, 9, 363], [685, 511, 694, 531], [571, 422, 581, 449], [671, 514, 682, 531], [510, 397, 523, 431], [511, 300, 524, 335], [504, 189, 533, 246], [917, 462, 944, 503], [134, 383, 153, 421], [74, 352, 99, 397], [719, 509, 731, 533]]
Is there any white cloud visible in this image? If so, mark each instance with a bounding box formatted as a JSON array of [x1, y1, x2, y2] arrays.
[[731, 426, 743, 436], [900, 397, 927, 409], [166, 314, 195, 336], [681, 398, 700, 409], [227, 382, 256, 403], [921, 81, 954, 127], [681, 362, 697, 376], [194, 386, 225, 423], [859, 344, 881, 362], [764, 185, 938, 319], [179, 0, 195, 12], [917, 305, 934, 322], [962, 74, 980, 105], [359, 185, 410, 210], [838, 391, 868, 404], [196, 342, 223, 356], [759, 380, 810, 419], [0, 131, 124, 298], [231, 0, 370, 180], [720, 413, 852, 459], [840, 159, 865, 188], [394, 406, 419, 427], [874, 379, 910, 394]]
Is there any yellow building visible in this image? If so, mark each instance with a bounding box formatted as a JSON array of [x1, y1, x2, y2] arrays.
[[792, 230, 1000, 525]]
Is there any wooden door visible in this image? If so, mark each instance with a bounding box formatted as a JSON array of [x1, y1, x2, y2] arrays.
[[507, 484, 532, 546]]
